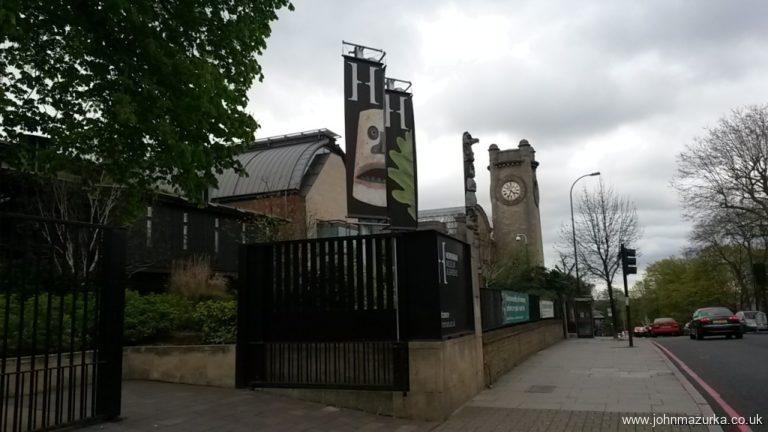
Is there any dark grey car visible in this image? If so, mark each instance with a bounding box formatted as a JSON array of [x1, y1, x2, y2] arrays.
[[689, 307, 742, 340]]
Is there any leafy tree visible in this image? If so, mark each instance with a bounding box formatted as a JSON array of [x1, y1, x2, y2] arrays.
[[630, 254, 738, 326], [692, 217, 767, 311], [1, 0, 293, 201], [485, 248, 583, 300]]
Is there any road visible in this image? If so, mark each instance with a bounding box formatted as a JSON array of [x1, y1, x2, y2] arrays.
[[655, 332, 768, 431]]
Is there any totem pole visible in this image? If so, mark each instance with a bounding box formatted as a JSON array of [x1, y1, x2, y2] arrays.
[[462, 131, 480, 231]]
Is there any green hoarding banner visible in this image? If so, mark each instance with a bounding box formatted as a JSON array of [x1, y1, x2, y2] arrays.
[[501, 291, 530, 324]]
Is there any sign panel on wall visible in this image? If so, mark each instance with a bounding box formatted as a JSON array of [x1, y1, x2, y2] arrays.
[[344, 48, 387, 219], [539, 299, 555, 319], [501, 291, 530, 324], [438, 236, 471, 336], [385, 82, 418, 229]]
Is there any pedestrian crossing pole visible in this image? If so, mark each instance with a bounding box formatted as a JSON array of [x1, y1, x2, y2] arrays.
[[620, 244, 637, 347]]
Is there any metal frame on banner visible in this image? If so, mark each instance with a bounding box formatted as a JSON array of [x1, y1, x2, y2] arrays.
[[386, 78, 412, 93], [342, 41, 386, 62]]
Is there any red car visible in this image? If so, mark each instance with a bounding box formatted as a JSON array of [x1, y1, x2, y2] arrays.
[[650, 317, 681, 336]]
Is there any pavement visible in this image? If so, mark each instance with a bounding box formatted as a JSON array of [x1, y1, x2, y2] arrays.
[[83, 380, 436, 432], [465, 337, 702, 414], [81, 337, 716, 431], [655, 332, 768, 431], [433, 337, 713, 432]]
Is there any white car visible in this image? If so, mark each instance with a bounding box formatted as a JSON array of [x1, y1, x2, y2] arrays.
[[735, 311, 768, 332]]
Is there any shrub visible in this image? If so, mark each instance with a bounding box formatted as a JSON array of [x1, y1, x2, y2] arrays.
[[0, 292, 94, 355], [193, 299, 236, 344], [168, 256, 229, 300], [123, 290, 194, 345], [3, 289, 236, 349]]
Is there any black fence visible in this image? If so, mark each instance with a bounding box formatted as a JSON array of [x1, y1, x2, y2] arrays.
[[255, 235, 399, 341], [259, 341, 408, 390], [0, 213, 125, 432], [480, 288, 561, 331], [237, 230, 474, 391]]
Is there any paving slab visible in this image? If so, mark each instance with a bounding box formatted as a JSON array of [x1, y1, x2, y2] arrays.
[[430, 337, 720, 431], [79, 337, 718, 431], [79, 381, 435, 432], [467, 337, 701, 415]]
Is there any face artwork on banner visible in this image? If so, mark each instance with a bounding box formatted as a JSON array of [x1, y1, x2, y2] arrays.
[[344, 53, 387, 219], [354, 108, 386, 206], [385, 86, 418, 229]]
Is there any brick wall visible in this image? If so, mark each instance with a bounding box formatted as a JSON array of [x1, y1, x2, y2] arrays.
[[228, 194, 307, 240]]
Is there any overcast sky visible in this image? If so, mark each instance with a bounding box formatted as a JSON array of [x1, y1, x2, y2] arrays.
[[246, 0, 768, 278]]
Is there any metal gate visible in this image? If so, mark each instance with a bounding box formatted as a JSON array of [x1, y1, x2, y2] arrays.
[[0, 213, 125, 431], [237, 234, 409, 391]]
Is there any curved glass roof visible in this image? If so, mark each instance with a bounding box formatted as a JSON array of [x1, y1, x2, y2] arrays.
[[211, 129, 342, 200]]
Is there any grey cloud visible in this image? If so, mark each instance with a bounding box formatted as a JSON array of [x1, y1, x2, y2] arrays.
[[246, 0, 768, 276]]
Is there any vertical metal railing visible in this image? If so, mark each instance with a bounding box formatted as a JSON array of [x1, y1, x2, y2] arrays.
[[237, 234, 409, 391], [0, 213, 125, 432], [260, 341, 407, 390]]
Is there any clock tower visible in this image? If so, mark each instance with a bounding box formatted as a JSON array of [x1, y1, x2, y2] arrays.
[[488, 139, 544, 266]]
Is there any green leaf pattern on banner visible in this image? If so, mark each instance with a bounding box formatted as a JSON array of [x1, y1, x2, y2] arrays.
[[388, 131, 416, 220]]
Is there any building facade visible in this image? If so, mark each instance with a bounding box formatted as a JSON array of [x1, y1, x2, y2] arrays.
[[211, 129, 348, 239]]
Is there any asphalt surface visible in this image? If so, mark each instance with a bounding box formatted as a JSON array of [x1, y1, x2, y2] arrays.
[[654, 332, 768, 431]]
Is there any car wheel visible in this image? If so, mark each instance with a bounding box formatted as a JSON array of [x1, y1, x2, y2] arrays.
[[695, 329, 704, 340], [735, 332, 743, 340], [689, 332, 695, 340], [726, 334, 733, 339]]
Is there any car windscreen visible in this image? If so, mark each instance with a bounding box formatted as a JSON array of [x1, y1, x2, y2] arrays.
[[698, 307, 733, 317], [743, 311, 757, 319], [653, 318, 676, 324]]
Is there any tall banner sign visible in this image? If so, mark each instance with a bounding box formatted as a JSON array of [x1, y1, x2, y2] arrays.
[[344, 51, 387, 219], [385, 84, 418, 229]]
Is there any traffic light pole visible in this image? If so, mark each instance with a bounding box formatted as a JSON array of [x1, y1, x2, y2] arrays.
[[620, 243, 634, 348], [622, 267, 633, 348]]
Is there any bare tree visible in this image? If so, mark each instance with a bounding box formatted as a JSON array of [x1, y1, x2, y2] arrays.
[[675, 105, 768, 221], [567, 179, 641, 335], [35, 172, 123, 279], [554, 225, 577, 275], [674, 104, 768, 312]]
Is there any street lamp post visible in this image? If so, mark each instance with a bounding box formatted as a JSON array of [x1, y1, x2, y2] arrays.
[[570, 172, 600, 296]]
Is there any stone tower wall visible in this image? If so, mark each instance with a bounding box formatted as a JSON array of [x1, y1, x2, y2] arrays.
[[488, 140, 544, 266]]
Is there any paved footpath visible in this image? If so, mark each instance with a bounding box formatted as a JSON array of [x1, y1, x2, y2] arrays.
[[435, 337, 716, 432], [84, 338, 717, 431], [84, 380, 435, 432]]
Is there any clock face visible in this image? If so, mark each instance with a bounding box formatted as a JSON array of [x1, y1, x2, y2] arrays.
[[501, 181, 522, 201]]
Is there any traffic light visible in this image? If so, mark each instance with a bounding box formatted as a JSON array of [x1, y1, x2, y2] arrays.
[[620, 244, 637, 275]]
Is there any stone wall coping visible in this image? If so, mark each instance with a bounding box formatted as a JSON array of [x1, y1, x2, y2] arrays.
[[408, 334, 476, 349], [124, 344, 234, 353], [482, 319, 560, 345]]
